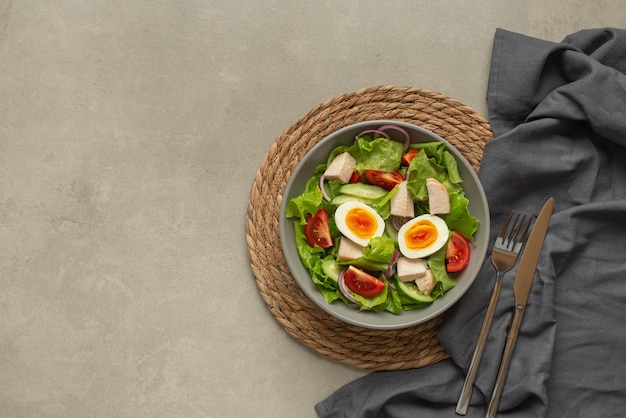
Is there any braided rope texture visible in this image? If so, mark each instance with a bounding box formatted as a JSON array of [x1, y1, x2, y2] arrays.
[[246, 85, 493, 370]]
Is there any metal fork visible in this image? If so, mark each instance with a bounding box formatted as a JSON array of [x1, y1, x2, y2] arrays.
[[455, 211, 533, 416]]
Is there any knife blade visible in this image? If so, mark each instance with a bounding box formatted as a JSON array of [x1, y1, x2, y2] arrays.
[[485, 197, 555, 418]]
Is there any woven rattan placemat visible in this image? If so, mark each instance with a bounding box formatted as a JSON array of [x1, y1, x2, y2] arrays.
[[246, 85, 493, 371]]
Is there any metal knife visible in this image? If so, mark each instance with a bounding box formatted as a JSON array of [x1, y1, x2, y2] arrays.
[[485, 197, 555, 418]]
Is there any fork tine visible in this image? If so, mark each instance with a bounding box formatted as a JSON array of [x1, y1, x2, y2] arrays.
[[498, 211, 520, 250], [508, 213, 526, 246], [498, 212, 533, 252], [498, 211, 515, 240], [517, 215, 533, 245], [505, 213, 522, 244], [508, 213, 533, 252]]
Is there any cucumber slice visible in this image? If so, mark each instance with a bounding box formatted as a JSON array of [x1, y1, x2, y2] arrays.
[[330, 194, 371, 206], [321, 258, 342, 283], [395, 278, 434, 303], [339, 183, 387, 200]]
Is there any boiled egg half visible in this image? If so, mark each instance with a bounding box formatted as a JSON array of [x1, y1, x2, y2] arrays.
[[334, 201, 385, 247], [398, 214, 449, 259]]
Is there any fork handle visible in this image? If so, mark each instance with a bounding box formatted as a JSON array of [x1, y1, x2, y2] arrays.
[[455, 272, 505, 415]]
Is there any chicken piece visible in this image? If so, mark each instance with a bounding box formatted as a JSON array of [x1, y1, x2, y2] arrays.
[[396, 257, 429, 282], [390, 180, 415, 218], [426, 178, 450, 214], [323, 152, 357, 184], [336, 237, 364, 262], [415, 269, 436, 295]]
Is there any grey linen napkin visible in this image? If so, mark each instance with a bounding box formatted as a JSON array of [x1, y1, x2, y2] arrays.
[[315, 28, 626, 418]]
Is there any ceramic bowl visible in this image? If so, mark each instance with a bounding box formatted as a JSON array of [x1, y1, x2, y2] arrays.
[[279, 120, 490, 330]]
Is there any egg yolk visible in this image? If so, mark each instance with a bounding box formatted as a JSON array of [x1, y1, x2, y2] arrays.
[[346, 208, 378, 238], [404, 220, 438, 250]]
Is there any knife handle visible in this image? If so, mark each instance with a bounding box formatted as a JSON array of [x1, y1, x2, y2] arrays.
[[485, 305, 525, 418]]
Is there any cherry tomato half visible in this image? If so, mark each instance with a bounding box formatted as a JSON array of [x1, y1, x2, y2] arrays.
[[304, 209, 334, 249], [349, 171, 361, 183], [446, 231, 471, 272], [401, 149, 420, 166], [343, 266, 386, 297], [364, 170, 404, 191]]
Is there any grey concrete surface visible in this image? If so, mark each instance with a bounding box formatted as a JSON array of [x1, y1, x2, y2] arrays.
[[1, 1, 624, 417]]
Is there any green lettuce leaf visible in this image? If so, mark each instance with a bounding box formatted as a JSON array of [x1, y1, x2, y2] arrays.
[[405, 142, 464, 200], [370, 186, 397, 220], [354, 136, 403, 172], [405, 150, 436, 200], [441, 193, 479, 241], [285, 172, 324, 223], [342, 236, 396, 272], [350, 284, 402, 314], [427, 240, 456, 299], [328, 135, 403, 173]]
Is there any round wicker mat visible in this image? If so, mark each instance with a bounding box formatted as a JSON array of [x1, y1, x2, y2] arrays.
[[246, 85, 493, 371]]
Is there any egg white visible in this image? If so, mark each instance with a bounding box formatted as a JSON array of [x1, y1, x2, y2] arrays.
[[397, 214, 449, 259], [335, 201, 385, 247]]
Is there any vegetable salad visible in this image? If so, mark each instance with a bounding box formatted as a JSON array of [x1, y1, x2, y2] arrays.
[[285, 124, 479, 314]]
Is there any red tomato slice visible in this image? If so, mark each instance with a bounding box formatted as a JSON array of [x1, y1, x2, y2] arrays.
[[401, 149, 420, 166], [304, 209, 334, 249], [446, 231, 471, 272], [349, 171, 361, 183], [342, 266, 386, 297], [363, 170, 404, 191]]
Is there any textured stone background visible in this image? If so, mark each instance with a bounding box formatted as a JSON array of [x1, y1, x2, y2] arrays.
[[1, 1, 624, 416]]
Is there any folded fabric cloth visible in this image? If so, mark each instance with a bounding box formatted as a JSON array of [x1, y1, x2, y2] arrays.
[[316, 27, 626, 418]]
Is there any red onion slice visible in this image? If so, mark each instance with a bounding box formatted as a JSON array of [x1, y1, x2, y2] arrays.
[[378, 124, 411, 152], [391, 215, 413, 231], [356, 129, 391, 140], [385, 248, 401, 278], [318, 175, 331, 202], [337, 268, 360, 305]]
